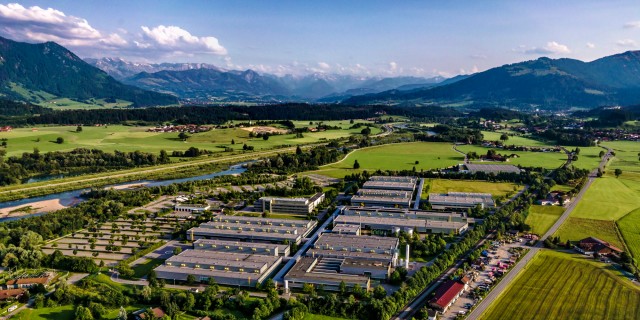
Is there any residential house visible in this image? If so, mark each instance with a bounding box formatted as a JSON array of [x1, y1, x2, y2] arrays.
[[575, 237, 623, 256]]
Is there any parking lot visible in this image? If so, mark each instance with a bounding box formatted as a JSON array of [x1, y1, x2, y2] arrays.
[[442, 238, 526, 319]]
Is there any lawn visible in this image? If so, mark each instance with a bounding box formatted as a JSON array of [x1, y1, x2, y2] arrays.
[[480, 250, 640, 320], [554, 217, 625, 249], [309, 142, 463, 178], [481, 131, 550, 147], [132, 258, 165, 279], [525, 205, 564, 235], [425, 180, 521, 199], [457, 145, 566, 169], [14, 305, 75, 320], [0, 124, 376, 157]]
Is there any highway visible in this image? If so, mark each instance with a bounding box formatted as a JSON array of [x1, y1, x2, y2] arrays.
[[466, 147, 613, 319]]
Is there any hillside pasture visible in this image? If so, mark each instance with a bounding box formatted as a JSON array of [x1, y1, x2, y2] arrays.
[[480, 250, 640, 320]]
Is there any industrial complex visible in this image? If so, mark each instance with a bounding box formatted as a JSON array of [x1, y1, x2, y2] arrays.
[[429, 192, 495, 210], [254, 192, 325, 215]]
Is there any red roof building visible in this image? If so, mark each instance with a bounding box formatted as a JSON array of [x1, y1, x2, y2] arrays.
[[5, 276, 50, 289], [575, 237, 623, 256], [428, 279, 466, 312], [0, 288, 26, 300]]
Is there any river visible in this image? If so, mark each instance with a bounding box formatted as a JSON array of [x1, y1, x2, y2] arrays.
[[0, 163, 248, 222]]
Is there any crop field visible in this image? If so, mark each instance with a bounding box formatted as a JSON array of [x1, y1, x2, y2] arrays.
[[481, 131, 550, 147], [309, 142, 463, 178], [617, 208, 640, 262], [570, 146, 607, 171], [554, 217, 624, 249], [425, 180, 521, 199], [0, 124, 377, 157], [525, 205, 564, 235], [480, 250, 640, 320], [569, 177, 640, 221], [457, 145, 566, 169]]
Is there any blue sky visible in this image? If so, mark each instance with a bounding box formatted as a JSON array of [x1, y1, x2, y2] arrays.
[[1, 1, 639, 77]]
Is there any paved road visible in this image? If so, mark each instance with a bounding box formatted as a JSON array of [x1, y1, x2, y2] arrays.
[[467, 147, 613, 319], [413, 178, 425, 210]]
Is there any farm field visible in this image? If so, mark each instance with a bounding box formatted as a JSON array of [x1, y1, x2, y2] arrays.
[[457, 145, 566, 169], [308, 142, 463, 178], [617, 208, 640, 262], [525, 205, 564, 235], [554, 217, 625, 249], [603, 141, 640, 174], [569, 146, 607, 171], [481, 131, 550, 147], [568, 177, 640, 221], [0, 123, 378, 157], [425, 180, 521, 199], [480, 250, 640, 320]]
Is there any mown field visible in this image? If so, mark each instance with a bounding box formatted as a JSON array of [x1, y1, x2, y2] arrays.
[[308, 142, 463, 178], [425, 180, 521, 199], [481, 131, 550, 147], [525, 205, 564, 235], [555, 217, 625, 249], [480, 250, 640, 320], [0, 123, 378, 157], [457, 145, 566, 169], [570, 146, 607, 171]]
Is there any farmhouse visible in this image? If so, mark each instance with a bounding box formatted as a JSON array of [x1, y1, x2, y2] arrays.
[[0, 288, 26, 301], [5, 275, 51, 289], [254, 192, 325, 215], [429, 192, 494, 210], [0, 126, 12, 132], [575, 237, 623, 256]]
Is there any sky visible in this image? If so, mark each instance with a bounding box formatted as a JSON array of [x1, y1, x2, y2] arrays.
[[1, 1, 640, 77]]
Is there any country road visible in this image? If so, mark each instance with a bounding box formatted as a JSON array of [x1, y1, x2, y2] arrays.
[[466, 147, 613, 319]]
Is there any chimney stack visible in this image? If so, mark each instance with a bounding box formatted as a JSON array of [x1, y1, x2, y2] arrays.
[[405, 244, 410, 269]]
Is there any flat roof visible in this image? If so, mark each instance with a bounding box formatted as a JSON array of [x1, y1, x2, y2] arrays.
[[464, 163, 521, 174], [356, 189, 412, 198], [307, 249, 393, 261], [315, 233, 399, 250], [332, 224, 361, 232], [351, 195, 411, 204], [362, 181, 416, 190], [342, 206, 460, 217], [334, 215, 467, 230], [369, 176, 418, 183], [212, 215, 314, 227], [166, 250, 279, 269], [193, 239, 288, 251], [198, 222, 301, 233], [284, 257, 370, 285], [188, 227, 301, 241], [154, 265, 269, 280], [429, 193, 494, 205]]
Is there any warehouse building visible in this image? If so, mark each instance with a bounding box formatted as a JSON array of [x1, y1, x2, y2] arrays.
[[187, 215, 317, 245], [174, 203, 211, 213], [369, 176, 418, 184], [334, 215, 468, 235], [283, 257, 371, 292], [192, 239, 291, 256], [429, 192, 494, 210], [351, 189, 412, 208], [154, 249, 282, 287], [254, 192, 325, 215], [331, 224, 361, 235], [461, 163, 522, 174], [362, 176, 417, 192], [340, 206, 466, 223]]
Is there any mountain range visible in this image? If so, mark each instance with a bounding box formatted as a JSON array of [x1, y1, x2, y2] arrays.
[[344, 52, 640, 109], [0, 36, 177, 107], [87, 57, 448, 102]]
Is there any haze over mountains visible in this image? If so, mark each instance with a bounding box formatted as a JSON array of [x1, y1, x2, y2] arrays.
[[4, 35, 640, 110]]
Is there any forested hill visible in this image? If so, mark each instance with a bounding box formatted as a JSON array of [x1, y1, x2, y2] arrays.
[[0, 36, 177, 107], [2, 104, 461, 126], [344, 51, 640, 109]]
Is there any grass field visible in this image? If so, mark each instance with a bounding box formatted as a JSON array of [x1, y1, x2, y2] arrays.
[[132, 258, 165, 278], [525, 205, 565, 235], [480, 250, 640, 320], [555, 217, 625, 249], [570, 146, 607, 171], [303, 314, 349, 320], [425, 180, 521, 199], [481, 131, 550, 147], [309, 142, 463, 178], [568, 177, 640, 221], [617, 208, 640, 262], [0, 124, 378, 157], [457, 145, 566, 169], [14, 305, 75, 320]]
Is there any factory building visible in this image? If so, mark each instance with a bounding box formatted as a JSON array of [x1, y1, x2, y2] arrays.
[[340, 206, 467, 223], [331, 224, 361, 235], [187, 215, 317, 245], [362, 176, 417, 192], [350, 189, 412, 208], [192, 239, 291, 257], [429, 192, 495, 210], [174, 203, 211, 213], [154, 249, 282, 287], [254, 192, 325, 215], [283, 257, 371, 292], [334, 215, 468, 235]]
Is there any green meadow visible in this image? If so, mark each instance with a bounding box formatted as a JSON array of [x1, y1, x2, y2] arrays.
[[525, 205, 565, 235], [481, 131, 550, 147], [457, 145, 567, 169]]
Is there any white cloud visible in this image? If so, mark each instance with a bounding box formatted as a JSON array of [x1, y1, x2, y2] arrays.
[[140, 25, 226, 55], [389, 61, 398, 72], [521, 41, 571, 55], [586, 42, 596, 49], [617, 39, 638, 47], [624, 21, 640, 29], [317, 61, 330, 70]]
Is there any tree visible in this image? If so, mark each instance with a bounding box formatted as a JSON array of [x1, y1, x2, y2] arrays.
[[361, 127, 372, 135], [231, 139, 235, 145], [186, 274, 196, 285], [339, 281, 347, 296], [599, 150, 605, 158], [75, 306, 94, 320], [173, 247, 182, 255], [615, 168, 623, 178], [76, 125, 83, 132], [373, 285, 387, 299], [117, 307, 127, 320], [353, 159, 360, 169], [34, 293, 45, 309], [178, 132, 189, 141], [500, 133, 509, 142], [263, 134, 270, 140], [296, 146, 302, 155], [56, 137, 65, 144]]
